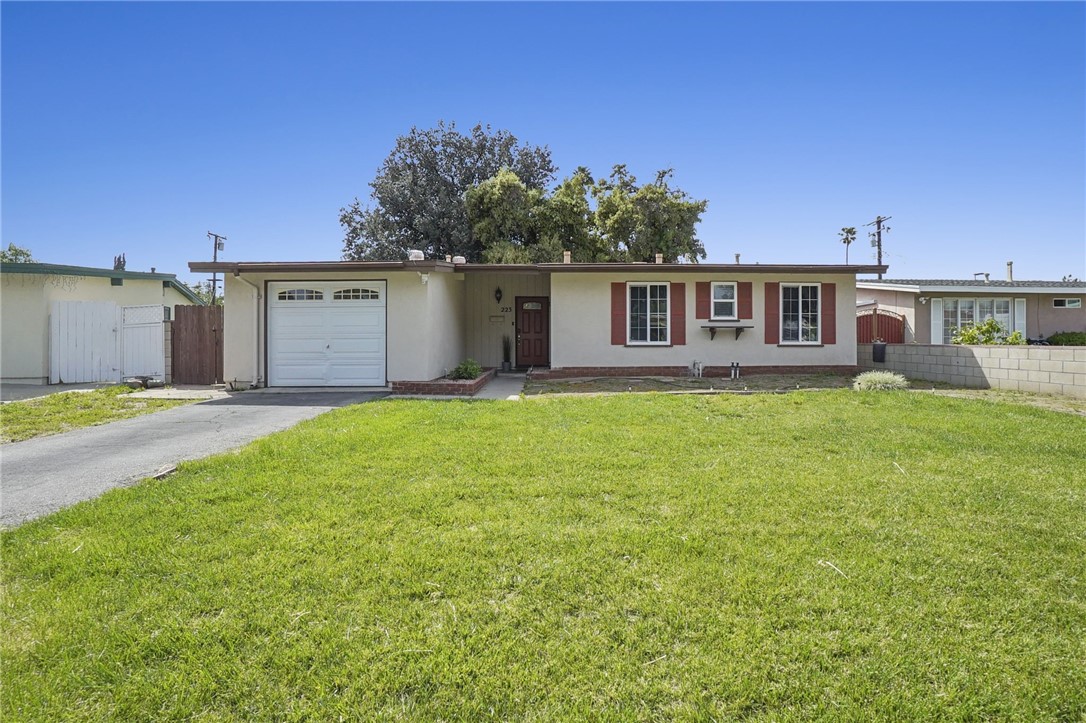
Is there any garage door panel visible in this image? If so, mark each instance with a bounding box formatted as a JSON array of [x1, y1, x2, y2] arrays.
[[268, 281, 386, 387]]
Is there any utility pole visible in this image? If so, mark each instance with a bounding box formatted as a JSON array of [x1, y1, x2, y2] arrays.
[[207, 232, 226, 304], [864, 216, 891, 279]]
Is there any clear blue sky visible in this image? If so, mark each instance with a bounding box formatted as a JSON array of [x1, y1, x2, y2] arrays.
[[3, 2, 1084, 286]]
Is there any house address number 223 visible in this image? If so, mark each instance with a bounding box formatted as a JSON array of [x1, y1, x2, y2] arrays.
[[499, 306, 512, 313]]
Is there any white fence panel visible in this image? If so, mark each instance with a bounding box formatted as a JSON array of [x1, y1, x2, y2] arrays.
[[122, 305, 165, 378], [49, 301, 121, 383]]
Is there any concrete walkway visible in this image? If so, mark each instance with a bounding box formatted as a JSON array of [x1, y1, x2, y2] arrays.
[[474, 373, 526, 400], [1, 389, 385, 527]]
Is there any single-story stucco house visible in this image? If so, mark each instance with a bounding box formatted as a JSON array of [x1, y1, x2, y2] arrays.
[[857, 275, 1085, 344], [189, 256, 886, 389], [1, 262, 203, 384]]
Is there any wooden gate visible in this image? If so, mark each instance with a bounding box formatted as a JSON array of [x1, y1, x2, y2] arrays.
[[172, 305, 223, 384], [856, 308, 905, 343]]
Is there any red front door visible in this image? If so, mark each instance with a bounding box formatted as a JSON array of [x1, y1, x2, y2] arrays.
[[516, 297, 549, 368]]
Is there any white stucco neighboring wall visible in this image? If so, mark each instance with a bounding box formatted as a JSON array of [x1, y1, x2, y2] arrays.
[[1, 272, 194, 384], [549, 272, 859, 369]]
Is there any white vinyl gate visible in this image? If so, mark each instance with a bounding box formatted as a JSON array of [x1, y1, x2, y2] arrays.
[[49, 301, 165, 383]]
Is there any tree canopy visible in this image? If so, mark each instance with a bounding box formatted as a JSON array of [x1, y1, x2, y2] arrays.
[[342, 123, 708, 264], [0, 243, 35, 264], [467, 165, 707, 264], [341, 122, 556, 262]]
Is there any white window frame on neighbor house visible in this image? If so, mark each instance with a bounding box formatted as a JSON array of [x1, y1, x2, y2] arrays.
[[1053, 298, 1082, 309], [931, 296, 1025, 343], [710, 281, 738, 320], [627, 282, 670, 345], [780, 283, 820, 344]]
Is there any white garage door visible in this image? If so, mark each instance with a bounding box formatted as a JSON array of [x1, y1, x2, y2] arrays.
[[268, 281, 386, 387]]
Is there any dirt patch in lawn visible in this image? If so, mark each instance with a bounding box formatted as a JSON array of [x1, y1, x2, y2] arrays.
[[524, 373, 1086, 415], [523, 372, 855, 396]]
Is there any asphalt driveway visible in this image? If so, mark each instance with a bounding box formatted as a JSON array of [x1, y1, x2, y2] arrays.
[[1, 390, 386, 527]]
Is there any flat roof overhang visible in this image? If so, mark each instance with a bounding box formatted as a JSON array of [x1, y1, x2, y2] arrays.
[[190, 260, 889, 275]]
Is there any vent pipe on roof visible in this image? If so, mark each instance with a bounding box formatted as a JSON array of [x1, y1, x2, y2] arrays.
[[654, 253, 664, 264], [563, 250, 571, 264], [735, 253, 741, 264], [1006, 261, 1014, 281]]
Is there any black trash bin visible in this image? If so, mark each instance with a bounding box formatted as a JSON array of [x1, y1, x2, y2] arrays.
[[872, 342, 887, 363]]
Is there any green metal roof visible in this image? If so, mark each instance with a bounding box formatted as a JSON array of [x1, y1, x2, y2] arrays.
[[1, 262, 205, 305]]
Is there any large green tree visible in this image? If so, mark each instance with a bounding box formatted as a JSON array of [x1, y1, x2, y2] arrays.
[[592, 166, 708, 263], [340, 122, 556, 262]]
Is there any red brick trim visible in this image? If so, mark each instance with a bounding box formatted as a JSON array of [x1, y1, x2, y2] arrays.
[[532, 365, 859, 380], [390, 368, 497, 395]]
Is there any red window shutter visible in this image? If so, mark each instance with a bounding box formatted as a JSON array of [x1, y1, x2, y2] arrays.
[[695, 282, 710, 320], [611, 282, 626, 345], [821, 283, 837, 344], [738, 282, 753, 320], [764, 282, 780, 344], [671, 282, 686, 345]]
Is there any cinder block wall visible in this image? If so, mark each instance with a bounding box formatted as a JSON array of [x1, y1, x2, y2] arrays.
[[857, 344, 1086, 398]]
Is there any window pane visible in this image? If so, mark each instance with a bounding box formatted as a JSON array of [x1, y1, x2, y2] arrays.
[[649, 284, 668, 342], [782, 286, 799, 341], [712, 283, 736, 318], [629, 286, 647, 342], [942, 298, 958, 343], [978, 299, 994, 321], [959, 299, 975, 329], [781, 285, 819, 342]]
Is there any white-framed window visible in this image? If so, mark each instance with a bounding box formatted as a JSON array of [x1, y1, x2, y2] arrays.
[[277, 288, 323, 301], [711, 282, 738, 320], [628, 282, 669, 344], [939, 297, 1014, 343], [781, 283, 820, 343], [1053, 298, 1082, 309]]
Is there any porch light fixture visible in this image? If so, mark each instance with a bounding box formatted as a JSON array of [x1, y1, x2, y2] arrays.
[[494, 287, 503, 303]]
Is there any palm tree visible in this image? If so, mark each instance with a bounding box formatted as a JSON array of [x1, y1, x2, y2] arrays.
[[839, 227, 856, 264]]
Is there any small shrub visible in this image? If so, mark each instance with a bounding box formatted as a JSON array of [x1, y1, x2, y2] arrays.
[[449, 359, 483, 380], [853, 371, 909, 391], [951, 317, 1026, 345], [1047, 331, 1086, 346]]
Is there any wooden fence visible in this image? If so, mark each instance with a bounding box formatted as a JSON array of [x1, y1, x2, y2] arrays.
[[172, 305, 223, 384], [856, 308, 905, 344]]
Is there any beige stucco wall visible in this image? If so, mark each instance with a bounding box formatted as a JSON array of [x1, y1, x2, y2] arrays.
[[221, 269, 466, 387], [857, 288, 918, 343], [464, 272, 550, 367], [1, 272, 193, 383], [549, 272, 859, 369], [871, 291, 1086, 344], [1031, 294, 1085, 338]]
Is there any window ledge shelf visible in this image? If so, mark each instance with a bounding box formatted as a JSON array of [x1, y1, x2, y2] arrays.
[[777, 343, 825, 348], [701, 324, 754, 340]]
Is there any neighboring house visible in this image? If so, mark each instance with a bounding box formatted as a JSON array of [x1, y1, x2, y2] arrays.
[[1, 262, 203, 384], [189, 257, 885, 388], [857, 277, 1086, 344]]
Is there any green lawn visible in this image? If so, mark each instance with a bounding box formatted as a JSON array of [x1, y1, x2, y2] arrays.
[[0, 386, 191, 443], [2, 392, 1084, 720]]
